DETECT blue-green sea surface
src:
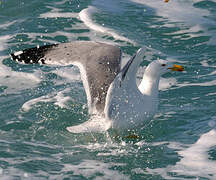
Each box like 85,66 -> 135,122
1,0 -> 216,179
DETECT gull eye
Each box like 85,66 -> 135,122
161,64 -> 166,67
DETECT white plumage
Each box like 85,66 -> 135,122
104,48 -> 183,130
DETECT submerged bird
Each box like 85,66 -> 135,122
11,41 -> 183,133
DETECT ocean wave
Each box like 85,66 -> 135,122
40,6 -> 78,19
79,6 -> 135,44
146,129 -> 216,179
131,0 -> 210,25
21,88 -> 72,112
0,58 -> 41,93
0,35 -> 11,52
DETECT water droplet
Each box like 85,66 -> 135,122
0,168 -> 3,175
208,120 -> 216,128
24,173 -> 28,178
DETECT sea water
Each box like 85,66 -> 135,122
0,0 -> 216,179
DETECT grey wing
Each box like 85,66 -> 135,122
11,41 -> 122,113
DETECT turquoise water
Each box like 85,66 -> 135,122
1,0 -> 216,179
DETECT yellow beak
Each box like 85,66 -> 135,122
168,64 -> 184,72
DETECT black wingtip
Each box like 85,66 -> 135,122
10,44 -> 58,64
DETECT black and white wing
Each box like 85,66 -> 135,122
11,41 -> 122,113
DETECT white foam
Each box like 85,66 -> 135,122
54,89 -> 71,108
178,79 -> 216,88
21,95 -> 53,112
21,88 -> 72,112
0,141 -> 65,179
40,6 -> 78,18
62,159 -> 129,180
54,0 -> 71,5
0,167 -> 30,180
146,130 -> 216,179
0,21 -> 16,29
159,77 -> 177,91
52,66 -> 81,83
25,30 -> 89,44
131,0 -> 210,25
92,0 -> 125,14
0,35 -> 11,51
79,6 -> 134,44
200,60 -> 216,68
163,24 -> 205,40
13,8 -> 124,48
206,92 -> 216,97
131,0 -> 216,44
0,58 -> 41,93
